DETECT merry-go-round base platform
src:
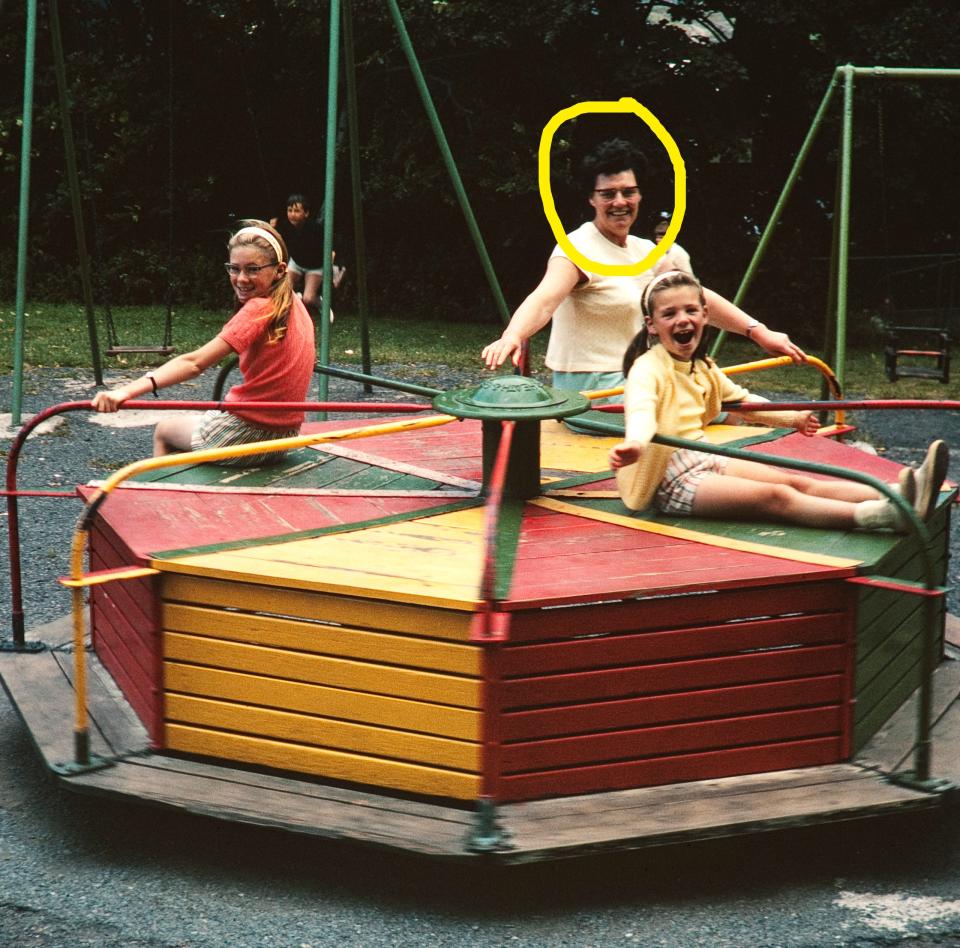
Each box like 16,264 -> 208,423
3,414 -> 960,862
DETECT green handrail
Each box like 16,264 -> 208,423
572,412 -> 943,782
384,0 -> 511,326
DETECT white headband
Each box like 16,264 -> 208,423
641,269 -> 692,315
233,226 -> 285,264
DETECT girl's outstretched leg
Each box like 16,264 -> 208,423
690,471 -> 912,533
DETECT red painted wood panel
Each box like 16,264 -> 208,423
501,706 -> 842,771
501,675 -> 845,740
504,581 -> 852,640
90,583 -> 155,684
303,418 -> 486,482
497,736 -> 844,802
499,645 -> 848,708
79,486 -> 449,562
749,432 -> 905,480
92,609 -> 157,737
507,508 -> 851,606
499,613 -> 846,677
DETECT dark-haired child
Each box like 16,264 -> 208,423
609,270 -> 948,532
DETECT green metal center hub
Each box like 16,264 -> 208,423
432,376 -> 589,421
433,376 -> 590,499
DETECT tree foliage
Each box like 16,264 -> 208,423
2,0 -> 959,343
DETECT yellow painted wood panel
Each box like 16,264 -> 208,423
539,421 -> 619,473
164,632 -> 481,708
163,603 -> 481,675
158,509 -> 490,609
165,723 -> 480,800
165,663 -> 481,740
531,497 -> 862,568
161,575 -> 474,641
537,421 -> 762,474
165,693 -> 481,771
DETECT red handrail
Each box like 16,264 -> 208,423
5,398 -> 432,646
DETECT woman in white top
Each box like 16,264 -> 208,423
482,139 -> 804,397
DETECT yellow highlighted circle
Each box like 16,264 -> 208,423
539,98 -> 686,277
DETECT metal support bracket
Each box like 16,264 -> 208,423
0,638 -> 46,653
51,754 -> 114,777
888,770 -> 957,795
465,797 -> 514,853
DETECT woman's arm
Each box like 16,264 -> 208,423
482,256 -> 582,369
702,288 -> 806,364
91,337 -> 234,412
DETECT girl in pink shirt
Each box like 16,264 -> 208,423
92,220 -> 315,466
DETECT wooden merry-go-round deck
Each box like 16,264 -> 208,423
3,409 -> 960,862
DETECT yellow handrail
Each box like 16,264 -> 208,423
65,412 -> 458,766
581,355 -> 845,427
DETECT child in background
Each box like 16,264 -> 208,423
92,220 -> 316,466
271,193 -> 344,321
608,270 -> 949,532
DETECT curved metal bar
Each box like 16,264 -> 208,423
5,399 -> 432,644
573,413 -> 947,781
314,363 -> 443,398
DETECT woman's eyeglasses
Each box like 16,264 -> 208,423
224,263 -> 279,277
593,187 -> 640,202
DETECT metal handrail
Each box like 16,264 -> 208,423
574,410 -> 952,783
4,399 -> 434,645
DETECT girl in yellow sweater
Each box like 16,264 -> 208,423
608,270 -> 948,533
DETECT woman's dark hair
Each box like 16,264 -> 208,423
623,270 -> 712,376
579,139 -> 647,195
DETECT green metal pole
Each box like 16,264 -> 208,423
48,0 -> 103,387
834,65 -> 855,391
711,75 -> 838,358
341,0 -> 372,388
385,0 -> 511,326
851,66 -> 960,80
318,0 -> 342,416
12,0 -> 38,426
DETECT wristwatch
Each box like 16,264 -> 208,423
744,320 -> 764,339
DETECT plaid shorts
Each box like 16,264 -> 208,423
655,448 -> 728,515
191,411 -> 299,468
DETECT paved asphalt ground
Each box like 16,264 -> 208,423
2,368 -> 960,947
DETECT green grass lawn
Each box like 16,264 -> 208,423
1,301 -> 953,401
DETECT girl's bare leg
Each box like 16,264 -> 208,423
153,414 -> 201,456
690,472 -> 861,529
724,457 -> 881,502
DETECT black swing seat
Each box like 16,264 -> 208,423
882,308 -> 954,383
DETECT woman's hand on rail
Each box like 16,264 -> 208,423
752,326 -> 806,364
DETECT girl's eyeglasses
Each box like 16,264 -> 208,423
224,263 -> 279,277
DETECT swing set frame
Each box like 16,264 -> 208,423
710,64 -> 960,390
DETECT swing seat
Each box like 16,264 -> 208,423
105,345 -> 176,356
883,321 -> 951,383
